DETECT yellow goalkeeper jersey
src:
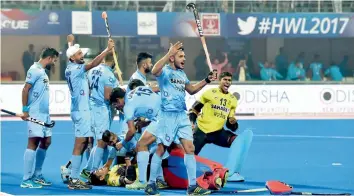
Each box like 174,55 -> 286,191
197,88 -> 237,134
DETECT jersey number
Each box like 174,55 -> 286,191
90,75 -> 100,91
220,98 -> 227,106
136,88 -> 153,96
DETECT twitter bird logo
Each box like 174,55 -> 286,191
237,17 -> 257,35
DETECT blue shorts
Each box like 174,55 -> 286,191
91,106 -> 111,140
27,112 -> 51,138
156,111 -> 193,146
71,111 -> 94,138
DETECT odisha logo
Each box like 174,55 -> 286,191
232,89 -> 289,104
320,88 -> 354,104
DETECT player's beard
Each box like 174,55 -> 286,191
145,66 -> 151,73
175,62 -> 184,70
75,58 -> 85,64
45,63 -> 54,70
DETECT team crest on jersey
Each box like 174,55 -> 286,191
33,92 -> 39,98
27,73 -> 32,79
80,90 -> 85,95
109,77 -> 114,83
43,79 -> 49,83
212,89 -> 217,93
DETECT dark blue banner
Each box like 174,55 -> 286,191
1,9 -> 71,35
92,11 -> 137,36
227,13 -> 354,37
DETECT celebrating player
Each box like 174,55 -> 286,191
189,72 -> 253,182
107,79 -> 169,189
63,38 -> 115,190
80,52 -> 119,178
127,52 -> 155,92
20,48 -> 59,189
145,42 -> 215,195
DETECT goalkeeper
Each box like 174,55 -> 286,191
189,72 -> 253,182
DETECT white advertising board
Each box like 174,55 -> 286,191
1,84 -> 353,117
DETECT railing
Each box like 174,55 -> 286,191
1,0 -> 353,13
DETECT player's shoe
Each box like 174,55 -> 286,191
33,175 -> 52,186
126,180 -> 147,190
156,179 -> 169,189
68,178 -> 92,190
187,185 -> 211,195
20,178 -> 42,188
80,169 -> 90,180
145,183 -> 160,195
227,172 -> 245,182
60,165 -> 71,184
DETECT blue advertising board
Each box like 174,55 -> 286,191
227,13 -> 354,38
1,9 -> 71,35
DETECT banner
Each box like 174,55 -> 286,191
1,9 -> 71,35
227,13 -> 354,38
92,11 -> 138,36
72,11 -> 92,34
137,12 -> 157,35
1,84 -> 353,117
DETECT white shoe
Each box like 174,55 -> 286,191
227,173 -> 245,182
60,165 -> 71,184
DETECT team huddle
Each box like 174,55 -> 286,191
20,37 -> 253,195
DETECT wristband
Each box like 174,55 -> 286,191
204,77 -> 211,83
22,106 -> 29,113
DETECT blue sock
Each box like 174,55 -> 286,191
184,154 -> 196,186
157,165 -> 165,181
148,153 -> 162,184
225,129 -> 253,174
102,147 -> 109,165
70,155 -> 82,179
23,149 -> 36,180
137,151 -> 149,183
92,146 -> 104,171
34,148 -> 47,177
84,145 -> 96,171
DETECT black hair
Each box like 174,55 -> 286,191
128,79 -> 145,91
219,72 -> 232,80
89,172 -> 107,186
102,130 -> 112,143
167,47 -> 184,52
40,48 -> 59,59
137,52 -> 153,68
109,87 -> 126,103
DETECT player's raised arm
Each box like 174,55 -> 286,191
151,41 -> 183,76
185,71 -> 215,95
85,39 -> 115,71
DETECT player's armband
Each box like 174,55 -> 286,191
226,119 -> 238,132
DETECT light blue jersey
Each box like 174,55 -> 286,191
25,62 -> 52,138
65,62 -> 90,112
325,65 -> 343,81
88,64 -> 118,106
25,63 -> 50,114
309,62 -> 323,81
156,65 -> 190,112
124,86 -> 161,122
126,70 -> 147,93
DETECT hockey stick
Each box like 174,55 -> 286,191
101,11 -> 124,86
211,187 -> 268,194
266,181 -> 351,196
1,109 -> 55,128
186,3 -> 213,73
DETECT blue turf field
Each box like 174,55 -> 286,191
1,119 -> 354,195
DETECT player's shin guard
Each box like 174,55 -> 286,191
225,129 -> 253,175
137,151 -> 149,183
34,148 -> 46,177
148,153 -> 162,184
23,149 -> 36,180
70,155 -> 83,179
184,154 -> 197,186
